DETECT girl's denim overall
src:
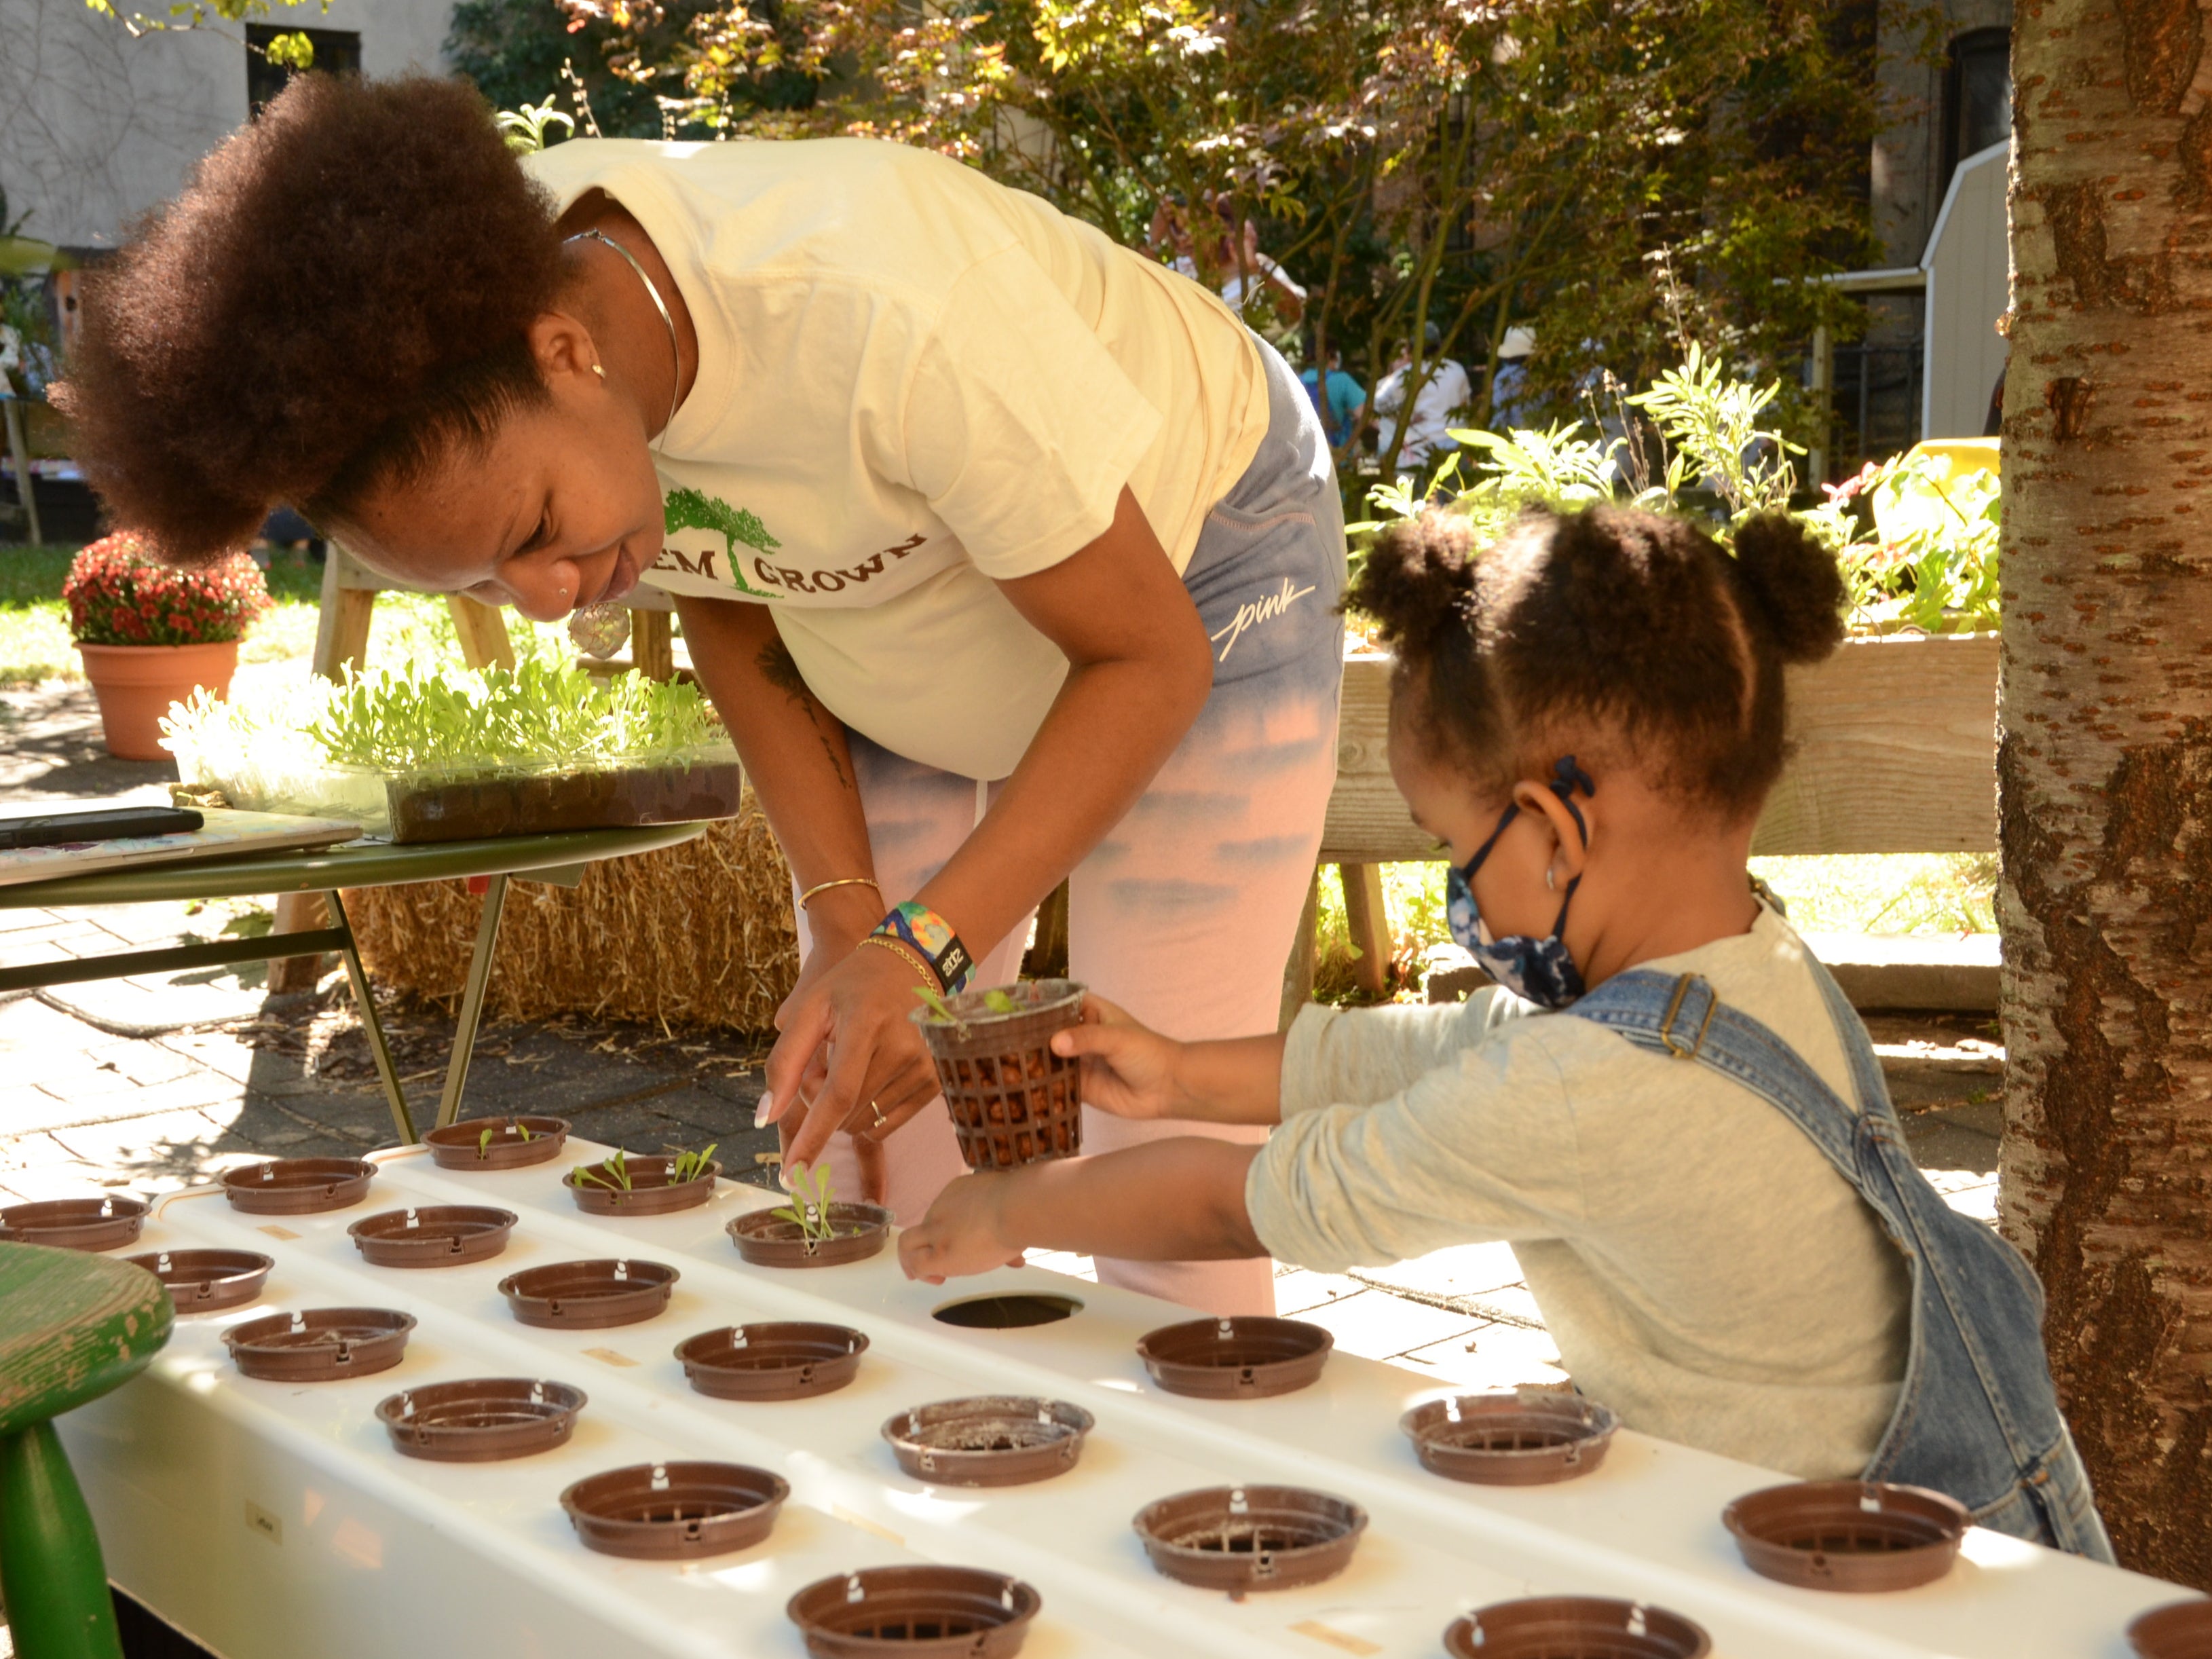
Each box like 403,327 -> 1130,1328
1567,962 -> 2116,1560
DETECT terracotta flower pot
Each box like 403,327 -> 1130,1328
76,639 -> 239,762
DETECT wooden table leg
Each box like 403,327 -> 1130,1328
0,1420 -> 126,1659
1340,861 -> 1391,1000
324,889 -> 417,1145
266,891 -> 329,993
434,873 -> 509,1132
1279,870 -> 1319,1031
631,609 -> 675,681
446,595 -> 516,672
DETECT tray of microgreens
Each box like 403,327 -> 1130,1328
163,657 -> 741,842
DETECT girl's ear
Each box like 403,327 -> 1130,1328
528,310 -> 601,388
1512,776 -> 1591,887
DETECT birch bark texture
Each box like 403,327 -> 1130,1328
2000,0 -> 2212,1584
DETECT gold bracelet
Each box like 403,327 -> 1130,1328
857,932 -> 941,992
798,876 -> 882,910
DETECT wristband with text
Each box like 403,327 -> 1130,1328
872,901 -> 974,994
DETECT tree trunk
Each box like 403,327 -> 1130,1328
2000,0 -> 2212,1586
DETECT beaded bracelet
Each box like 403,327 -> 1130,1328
871,900 -> 974,994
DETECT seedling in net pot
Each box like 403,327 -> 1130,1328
912,984 -> 1021,1029
667,1143 -> 718,1185
569,1148 -> 633,1193
775,1164 -> 838,1245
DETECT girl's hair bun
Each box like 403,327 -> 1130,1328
1731,512 -> 1847,666
1343,512 -> 1478,651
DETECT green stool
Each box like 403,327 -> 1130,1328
0,1241 -> 173,1659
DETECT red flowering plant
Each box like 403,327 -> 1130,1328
63,533 -> 271,647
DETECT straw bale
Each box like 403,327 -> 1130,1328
344,785 -> 798,1032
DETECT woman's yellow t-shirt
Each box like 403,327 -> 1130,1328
523,138 -> 1270,780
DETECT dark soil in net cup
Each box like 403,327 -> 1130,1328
225,1307 -> 416,1382
1443,1597 -> 1712,1659
677,1323 -> 870,1401
728,1202 -> 892,1268
1400,1392 -> 1619,1486
385,758 -> 745,844
221,1157 -> 376,1216
499,1258 -> 679,1328
2130,1599 -> 2212,1659
560,1460 -> 788,1560
1137,1316 -> 1333,1400
377,1378 -> 586,1462
910,978 -> 1085,1173
424,1116 -> 571,1172
0,1195 -> 147,1252
565,1155 -> 721,1216
126,1248 -> 273,1313
348,1206 -> 518,1269
882,1397 -> 1094,1488
1133,1485 -> 1367,1597
1722,1479 -> 1969,1592
787,1566 -> 1041,1659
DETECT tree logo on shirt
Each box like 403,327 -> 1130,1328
656,487 -> 783,598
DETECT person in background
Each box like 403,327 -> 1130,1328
1298,337 -> 1366,457
1372,322 -> 1471,487
1150,194 -> 1307,329
1487,326 -> 1536,430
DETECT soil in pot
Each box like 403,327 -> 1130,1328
1137,1316 -> 1332,1399
911,979 -> 1085,1172
377,1378 -> 586,1462
566,1153 -> 721,1216
1400,1392 -> 1619,1486
1722,1479 -> 1968,1592
386,759 -> 744,844
787,1567 -> 1041,1659
882,1397 -> 1093,1487
2131,1600 -> 2212,1659
221,1157 -> 376,1215
560,1461 -> 788,1559
1133,1485 -> 1367,1597
225,1308 -> 416,1381
0,1195 -> 147,1252
424,1115 -> 570,1172
348,1206 -> 518,1268
677,1323 -> 869,1402
1443,1597 -> 1712,1659
728,1202 -> 892,1268
125,1248 -> 273,1313
500,1259 -> 679,1328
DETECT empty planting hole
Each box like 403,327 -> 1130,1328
931,1293 -> 1082,1329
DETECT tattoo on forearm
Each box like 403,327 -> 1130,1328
755,636 -> 854,792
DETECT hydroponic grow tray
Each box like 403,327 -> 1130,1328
59,1138 -> 2188,1659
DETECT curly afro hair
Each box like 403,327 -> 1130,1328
54,74 -> 568,565
1345,504 -> 1846,818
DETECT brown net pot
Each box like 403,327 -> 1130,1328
1400,1392 -> 1619,1486
787,1566 -> 1041,1659
561,1460 -> 788,1560
225,1307 -> 416,1381
911,979 -> 1085,1172
728,1202 -> 892,1269
1137,1316 -> 1333,1400
881,1397 -> 1094,1488
377,1378 -> 586,1462
221,1157 -> 377,1215
0,1195 -> 147,1252
1133,1485 -> 1366,1596
126,1248 -> 273,1313
424,1115 -> 571,1171
500,1259 -> 679,1328
1722,1479 -> 1968,1592
2131,1599 -> 2212,1659
565,1155 -> 721,1216
348,1206 -> 518,1269
677,1323 -> 869,1402
1443,1597 -> 1712,1659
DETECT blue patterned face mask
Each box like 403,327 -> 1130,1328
1444,756 -> 1596,1010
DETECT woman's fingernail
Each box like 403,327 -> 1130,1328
753,1092 -> 776,1127
779,1160 -> 806,1191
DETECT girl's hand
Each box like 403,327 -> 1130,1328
1052,994 -> 1186,1120
899,1173 -> 1019,1284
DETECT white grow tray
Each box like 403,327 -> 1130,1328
62,1138 -> 2186,1659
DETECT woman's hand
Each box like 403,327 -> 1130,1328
898,1172 -> 1018,1285
1051,994 -> 1186,1121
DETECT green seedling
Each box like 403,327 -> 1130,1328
514,1119 -> 534,1142
569,1147 -> 633,1192
913,983 -> 965,1027
983,988 -> 1019,1015
665,1142 -> 718,1184
477,1125 -> 493,1160
773,1163 -> 839,1246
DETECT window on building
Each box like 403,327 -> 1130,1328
246,26 -> 363,117
1941,28 -> 2011,183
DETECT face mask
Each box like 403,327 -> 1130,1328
1444,756 -> 1596,1010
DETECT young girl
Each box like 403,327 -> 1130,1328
900,503 -> 2114,1558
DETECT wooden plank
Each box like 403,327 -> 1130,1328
446,596 -> 517,672
1279,870 -> 1319,1030
1319,635 -> 1998,863
631,609 -> 675,682
311,549 -> 375,682
265,891 -> 329,992
1339,862 -> 1391,998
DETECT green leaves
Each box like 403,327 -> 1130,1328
772,1163 -> 838,1244
667,1142 -> 718,1184
495,100 -> 576,155
912,983 -> 965,1026
569,1148 -> 632,1191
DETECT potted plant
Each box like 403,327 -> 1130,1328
63,532 -> 268,760
910,980 -> 1087,1170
